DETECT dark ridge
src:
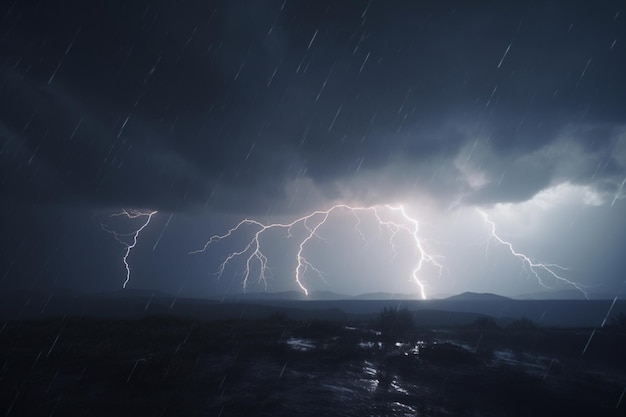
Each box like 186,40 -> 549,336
446,292 -> 512,301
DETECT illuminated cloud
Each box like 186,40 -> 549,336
1,1 -> 625,297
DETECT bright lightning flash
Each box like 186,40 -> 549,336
191,204 -> 442,299
102,209 -> 158,288
476,208 -> 588,299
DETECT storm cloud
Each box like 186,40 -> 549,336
2,1 -> 624,213
1,1 -> 625,297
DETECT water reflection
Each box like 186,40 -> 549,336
390,401 -> 418,416
388,340 -> 426,356
360,360 -> 380,392
358,341 -> 382,349
285,337 -> 316,351
492,349 -> 556,374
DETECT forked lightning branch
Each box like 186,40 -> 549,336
102,209 -> 158,288
102,205 -> 587,299
190,204 -> 443,299
476,208 -> 588,299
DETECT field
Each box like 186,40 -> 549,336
2,307 -> 626,416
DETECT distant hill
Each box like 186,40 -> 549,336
446,292 -> 512,302
515,289 -> 619,300
96,288 -> 174,298
217,290 -> 307,301
216,290 -> 425,301
308,291 -> 350,300
2,288 -> 626,327
213,290 -> 350,301
353,292 -> 422,300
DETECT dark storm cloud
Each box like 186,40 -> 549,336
1,1 -> 625,212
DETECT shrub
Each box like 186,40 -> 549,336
376,306 -> 415,341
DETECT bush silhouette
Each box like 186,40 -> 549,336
507,317 -> 537,332
471,316 -> 500,331
376,306 -> 414,341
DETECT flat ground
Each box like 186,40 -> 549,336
1,314 -> 625,416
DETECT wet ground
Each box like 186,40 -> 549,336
1,316 -> 625,416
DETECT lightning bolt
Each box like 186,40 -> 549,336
476,208 -> 588,299
102,209 -> 158,288
191,204 -> 442,299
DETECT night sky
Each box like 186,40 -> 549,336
1,1 -> 625,299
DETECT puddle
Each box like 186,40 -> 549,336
286,337 -> 316,351
492,349 -> 555,373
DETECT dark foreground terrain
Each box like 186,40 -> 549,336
1,311 -> 626,417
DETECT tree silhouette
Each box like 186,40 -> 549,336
376,306 -> 415,342
507,317 -> 537,332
